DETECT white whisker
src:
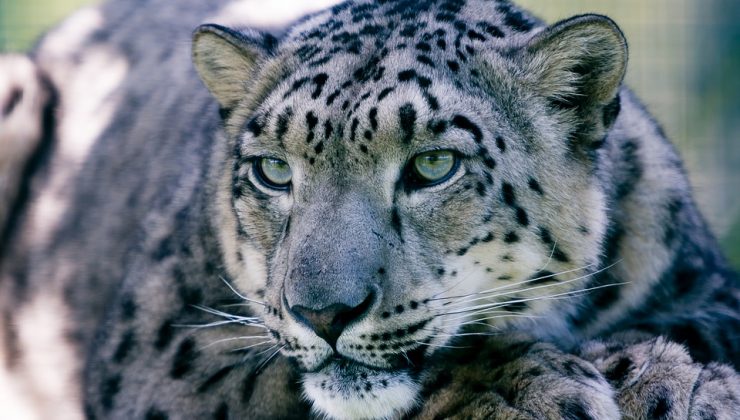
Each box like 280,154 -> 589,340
440,280 -> 629,321
231,340 -> 276,352
428,262 -> 598,303
199,335 -> 272,350
440,260 -> 621,311
219,275 -> 267,306
414,340 -> 469,349
256,345 -> 285,373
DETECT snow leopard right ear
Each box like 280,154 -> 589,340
192,24 -> 276,110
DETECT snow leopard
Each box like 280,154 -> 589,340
0,0 -> 738,419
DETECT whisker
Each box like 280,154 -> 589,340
428,262 -> 598,303
439,280 -> 629,320
439,310 -> 543,326
219,275 -> 267,306
199,335 -> 272,350
536,236 -> 559,272
255,344 -> 279,357
414,340 -> 470,349
192,304 -> 264,323
256,345 -> 285,373
231,340 -> 276,352
440,260 -> 621,310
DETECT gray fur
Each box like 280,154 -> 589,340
0,0 -> 738,419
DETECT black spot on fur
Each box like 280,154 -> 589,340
467,29 -> 485,41
275,108 -> 293,143
591,281 -> 621,308
477,21 -> 504,38
552,247 -> 570,263
648,388 -> 673,419
324,120 -> 334,139
605,356 -> 633,385
435,12 -> 456,22
145,408 -> 169,420
416,55 -> 435,67
415,41 -> 431,52
353,56 -> 383,83
400,24 -> 418,37
154,319 -> 175,351
314,141 -> 324,155
497,3 -> 535,32
120,295 -> 137,321
399,103 -> 416,143
245,116 -> 264,137
451,115 -> 482,142
429,120 -> 447,135
528,178 -> 544,195
500,300 -> 527,312
112,330 -> 136,364
326,89 -> 341,105
446,60 -> 459,72
170,338 -> 198,379
398,69 -> 416,82
515,207 -> 529,226
529,270 -> 556,285
557,398 -> 595,420
476,181 -> 486,197
100,374 -> 121,411
213,402 -> 229,420
311,73 -> 329,99
615,139 -> 643,199
378,87 -> 395,101
152,236 -> 174,261
198,365 -> 236,393
284,77 -> 309,99
663,197 -> 684,245
306,112 -> 318,132
368,107 -> 378,131
504,231 -> 519,243
539,227 -> 553,244
495,136 -> 506,153
501,182 -> 515,206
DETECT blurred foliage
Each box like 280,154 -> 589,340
0,0 -> 95,51
0,0 -> 738,266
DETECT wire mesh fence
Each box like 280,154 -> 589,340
1,0 -> 738,265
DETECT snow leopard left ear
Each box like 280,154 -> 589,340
192,24 -> 277,110
522,14 -> 627,142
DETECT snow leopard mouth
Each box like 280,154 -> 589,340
305,342 -> 429,374
302,356 -> 422,419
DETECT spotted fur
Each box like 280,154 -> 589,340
1,0 -> 738,419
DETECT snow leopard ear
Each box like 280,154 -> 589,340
522,14 -> 627,130
192,24 -> 277,110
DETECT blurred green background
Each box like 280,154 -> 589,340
1,0 -> 738,266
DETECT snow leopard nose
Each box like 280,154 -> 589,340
288,291 -> 375,348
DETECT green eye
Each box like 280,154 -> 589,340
256,157 -> 292,189
411,150 -> 457,186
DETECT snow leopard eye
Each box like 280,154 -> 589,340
407,150 -> 459,187
255,157 -> 292,190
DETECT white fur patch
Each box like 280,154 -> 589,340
303,361 -> 419,420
